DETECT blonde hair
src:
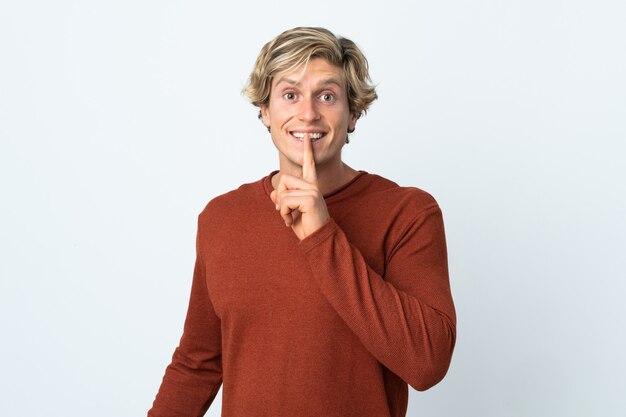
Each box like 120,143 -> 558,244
243,27 -> 377,120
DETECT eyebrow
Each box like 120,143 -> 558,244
274,77 -> 344,89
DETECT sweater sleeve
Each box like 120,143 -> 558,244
148,215 -> 223,417
298,203 -> 456,391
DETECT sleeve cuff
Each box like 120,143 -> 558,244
298,218 -> 339,253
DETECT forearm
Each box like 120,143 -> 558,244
298,212 -> 456,390
149,346 -> 222,417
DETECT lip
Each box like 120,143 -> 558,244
289,129 -> 327,133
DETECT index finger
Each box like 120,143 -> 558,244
302,135 -> 317,183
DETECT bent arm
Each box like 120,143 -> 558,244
298,204 -> 456,391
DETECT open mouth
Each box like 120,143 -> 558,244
290,131 -> 327,142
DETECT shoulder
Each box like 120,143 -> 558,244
198,176 -> 266,224
361,173 -> 441,217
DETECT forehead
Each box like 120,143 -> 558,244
271,58 -> 346,89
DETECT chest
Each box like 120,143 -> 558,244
202,205 -> 389,322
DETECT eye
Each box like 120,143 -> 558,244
320,93 -> 335,102
283,92 -> 296,100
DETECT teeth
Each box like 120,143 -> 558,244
292,132 -> 323,139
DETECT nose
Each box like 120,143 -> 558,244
297,96 -> 320,122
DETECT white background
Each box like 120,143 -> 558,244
1,1 -> 625,416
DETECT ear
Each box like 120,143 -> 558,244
348,112 -> 358,132
260,104 -> 271,129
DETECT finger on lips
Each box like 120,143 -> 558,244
302,136 -> 317,183
272,134 -> 320,227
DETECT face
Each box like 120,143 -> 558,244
260,58 -> 357,174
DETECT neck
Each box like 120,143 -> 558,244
272,158 -> 358,196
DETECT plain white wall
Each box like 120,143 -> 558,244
1,1 -> 625,416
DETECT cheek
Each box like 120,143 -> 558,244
336,113 -> 352,129
267,105 -> 288,124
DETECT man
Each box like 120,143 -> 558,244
148,27 -> 456,417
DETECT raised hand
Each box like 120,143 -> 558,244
270,136 -> 330,240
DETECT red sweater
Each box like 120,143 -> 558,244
148,170 -> 456,417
